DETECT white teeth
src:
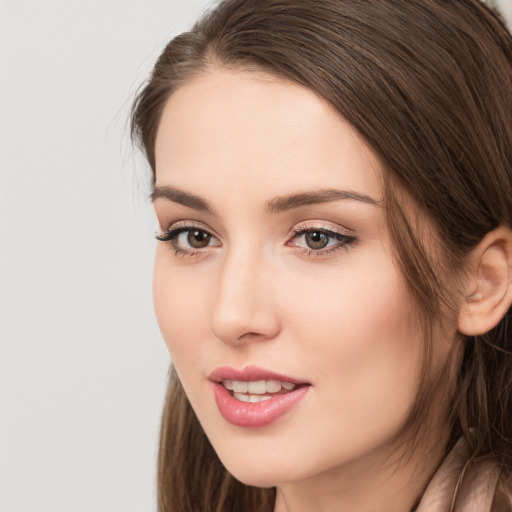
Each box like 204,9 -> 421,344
232,381 -> 248,393
233,392 -> 273,403
247,380 -> 266,394
266,380 -> 281,393
222,379 -> 297,394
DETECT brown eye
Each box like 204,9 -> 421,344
305,231 -> 329,250
287,226 -> 356,257
187,229 -> 211,248
156,225 -> 220,256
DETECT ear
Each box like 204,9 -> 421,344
458,226 -> 512,336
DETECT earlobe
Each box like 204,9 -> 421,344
458,227 -> 512,336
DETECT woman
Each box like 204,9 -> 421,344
131,1 -> 512,510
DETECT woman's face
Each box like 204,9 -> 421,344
152,69 -> 453,488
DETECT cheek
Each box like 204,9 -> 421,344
283,246 -> 418,355
152,250 -> 211,363
280,250 -> 422,426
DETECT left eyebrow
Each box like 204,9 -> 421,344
151,186 -> 215,214
265,188 -> 380,213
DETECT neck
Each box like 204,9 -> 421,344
273,430 -> 450,512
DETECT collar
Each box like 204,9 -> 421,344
416,437 -> 501,512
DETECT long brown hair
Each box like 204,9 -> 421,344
131,1 -> 512,510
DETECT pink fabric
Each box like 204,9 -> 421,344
416,438 -> 502,512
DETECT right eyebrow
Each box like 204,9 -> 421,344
151,186 -> 215,215
265,188 -> 380,213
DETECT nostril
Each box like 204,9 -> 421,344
236,331 -> 270,342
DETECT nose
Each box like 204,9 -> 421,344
209,247 -> 281,345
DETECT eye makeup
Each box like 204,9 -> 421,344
286,222 -> 357,258
156,221 -> 221,258
156,219 -> 357,260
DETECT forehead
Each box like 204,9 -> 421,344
154,68 -> 383,203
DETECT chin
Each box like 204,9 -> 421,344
211,438 -> 312,489
222,461 -> 289,488
229,469 -> 278,488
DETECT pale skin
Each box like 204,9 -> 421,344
151,68 -> 512,511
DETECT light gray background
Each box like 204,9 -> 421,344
0,1 -> 211,511
1,1 -> 511,511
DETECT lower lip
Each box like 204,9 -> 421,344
212,382 -> 310,428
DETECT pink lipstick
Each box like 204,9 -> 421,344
209,365 -> 310,428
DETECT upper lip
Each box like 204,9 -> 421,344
208,365 -> 310,385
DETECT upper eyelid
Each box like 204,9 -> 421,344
160,220 -> 217,236
289,221 -> 355,236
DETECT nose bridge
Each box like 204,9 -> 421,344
210,240 -> 279,344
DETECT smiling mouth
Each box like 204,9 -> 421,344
222,379 -> 299,403
210,367 -> 311,427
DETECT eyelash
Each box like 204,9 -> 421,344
287,224 -> 357,258
155,222 -> 215,258
155,222 -> 357,259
